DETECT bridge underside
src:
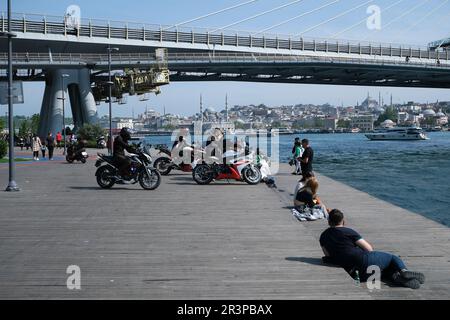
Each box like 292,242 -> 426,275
6,61 -> 450,89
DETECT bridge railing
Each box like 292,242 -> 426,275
1,12 -> 449,62
0,52 -> 448,70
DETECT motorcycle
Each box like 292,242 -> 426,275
97,136 -> 107,149
66,140 -> 89,163
153,143 -> 201,175
192,150 -> 262,185
94,143 -> 161,190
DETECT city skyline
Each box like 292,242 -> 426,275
1,0 -> 449,117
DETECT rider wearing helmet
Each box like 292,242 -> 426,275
113,128 -> 135,177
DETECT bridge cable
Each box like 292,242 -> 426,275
253,0 -> 340,36
330,0 -> 407,39
364,0 -> 432,41
163,0 -> 259,30
210,0 -> 305,33
295,0 -> 374,37
392,0 -> 449,42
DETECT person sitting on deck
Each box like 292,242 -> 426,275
292,176 -> 328,221
319,209 -> 425,289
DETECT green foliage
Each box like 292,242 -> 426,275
0,117 -> 4,131
375,107 -> 397,126
270,121 -> 283,128
337,119 -> 351,128
0,140 -> 7,159
77,123 -> 105,141
18,120 -> 31,137
234,121 -> 246,130
30,114 -> 40,134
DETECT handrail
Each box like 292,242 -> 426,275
1,11 -> 449,62
0,52 -> 448,69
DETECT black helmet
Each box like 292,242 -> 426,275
120,127 -> 131,141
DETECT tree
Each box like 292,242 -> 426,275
30,114 -> 40,134
77,123 -> 105,142
375,107 -> 397,126
337,119 -> 351,128
0,117 -> 4,131
18,120 -> 31,138
0,140 -> 7,159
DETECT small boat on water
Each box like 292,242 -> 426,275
365,127 -> 428,141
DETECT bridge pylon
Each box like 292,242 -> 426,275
38,68 -> 98,138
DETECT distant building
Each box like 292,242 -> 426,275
112,118 -> 134,130
351,114 -> 374,131
324,118 -> 338,130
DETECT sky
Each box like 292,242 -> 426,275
1,0 -> 450,117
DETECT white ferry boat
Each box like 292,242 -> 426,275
365,127 -> 428,141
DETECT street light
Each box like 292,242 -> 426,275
106,46 -> 119,155
1,0 -> 20,191
58,74 -> 70,156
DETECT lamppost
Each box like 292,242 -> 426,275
106,46 -> 119,155
1,0 -> 19,191
60,74 -> 69,155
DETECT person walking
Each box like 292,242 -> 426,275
56,131 -> 62,149
300,138 -> 314,182
46,132 -> 56,161
41,139 -> 47,159
32,134 -> 42,161
292,140 -> 303,175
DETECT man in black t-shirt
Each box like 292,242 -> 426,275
319,209 -> 425,289
300,139 -> 313,181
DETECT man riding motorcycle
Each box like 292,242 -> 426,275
113,128 -> 136,177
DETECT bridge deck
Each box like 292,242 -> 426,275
0,150 -> 448,299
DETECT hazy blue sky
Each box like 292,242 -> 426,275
1,0 -> 450,117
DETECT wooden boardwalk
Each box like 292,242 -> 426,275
0,150 -> 448,299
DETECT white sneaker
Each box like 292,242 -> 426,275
36,158 -> 39,161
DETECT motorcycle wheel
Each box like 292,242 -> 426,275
66,155 -> 74,163
138,168 -> 161,190
96,166 -> 115,189
242,165 -> 262,185
192,164 -> 214,185
153,157 -> 172,175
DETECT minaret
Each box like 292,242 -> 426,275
390,94 -> 393,108
225,94 -> 229,122
200,94 -> 203,123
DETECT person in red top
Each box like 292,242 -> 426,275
56,131 -> 62,149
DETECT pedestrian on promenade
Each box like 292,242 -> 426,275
320,209 -> 425,289
25,133 -> 32,151
32,134 -> 42,161
56,131 -> 62,149
46,132 -> 56,161
300,139 -> 313,182
292,140 -> 303,175
41,140 -> 47,159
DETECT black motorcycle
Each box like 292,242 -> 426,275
94,144 -> 161,190
66,140 -> 89,163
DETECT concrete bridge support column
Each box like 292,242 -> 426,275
38,68 -> 97,138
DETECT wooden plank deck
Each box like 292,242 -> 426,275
0,150 -> 448,299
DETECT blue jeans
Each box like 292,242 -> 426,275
361,251 -> 406,281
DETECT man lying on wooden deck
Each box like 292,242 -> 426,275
319,209 -> 425,289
